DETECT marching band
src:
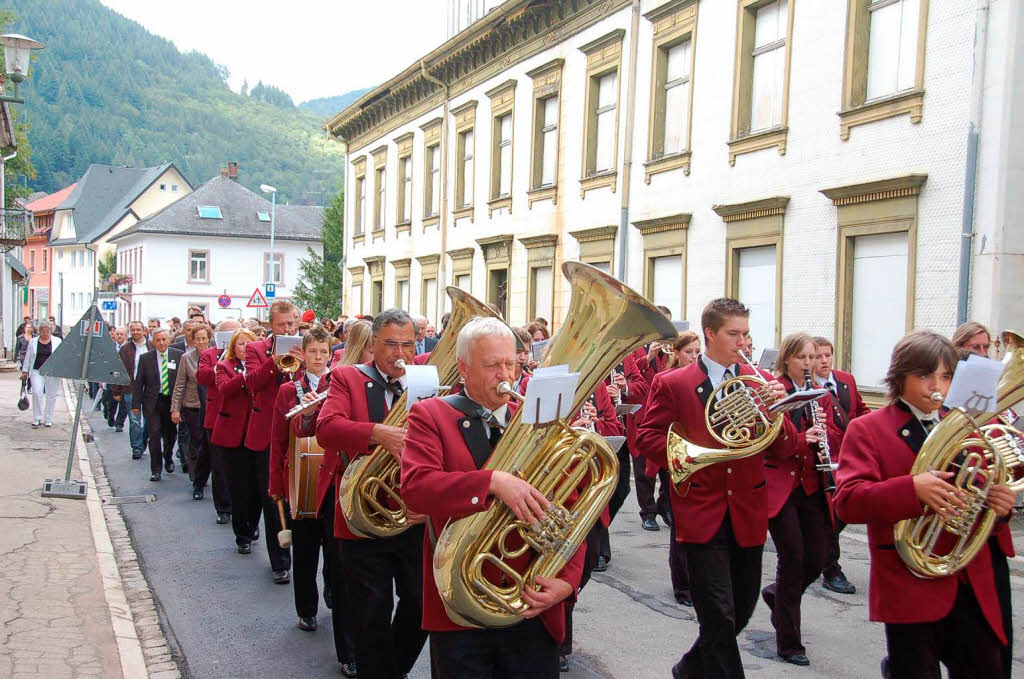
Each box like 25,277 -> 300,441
118,269 -> 1021,679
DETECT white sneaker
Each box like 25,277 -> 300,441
44,421 -> 52,427
32,419 -> 41,427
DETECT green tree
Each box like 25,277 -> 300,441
97,248 -> 116,288
293,188 -> 344,318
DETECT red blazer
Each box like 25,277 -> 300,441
244,337 -> 286,452
196,347 -> 222,431
400,397 -> 585,642
330,348 -> 345,369
639,346 -> 670,384
619,350 -> 650,457
834,402 -> 1006,642
211,358 -> 251,448
412,352 -> 432,365
636,357 -> 796,547
763,375 -> 844,518
268,371 -> 331,503
831,369 -> 870,421
316,362 -> 393,540
580,386 -> 624,437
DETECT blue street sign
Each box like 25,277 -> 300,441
101,300 -> 117,311
265,283 -> 276,298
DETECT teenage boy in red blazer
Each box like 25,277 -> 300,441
834,330 -> 1015,678
316,309 -> 426,679
401,317 -> 585,678
637,298 -> 794,679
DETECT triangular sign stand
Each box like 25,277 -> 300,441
38,305 -> 129,500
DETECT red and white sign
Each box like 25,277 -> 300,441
246,288 -> 269,308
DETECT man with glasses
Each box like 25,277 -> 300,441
317,308 -> 427,679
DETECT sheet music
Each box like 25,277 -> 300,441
214,331 -> 234,349
404,365 -> 440,410
273,334 -> 303,356
522,370 -> 580,424
944,354 -> 1004,415
531,339 -> 550,362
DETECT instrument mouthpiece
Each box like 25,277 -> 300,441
497,381 -> 513,395
929,392 -> 944,403
395,359 -> 407,370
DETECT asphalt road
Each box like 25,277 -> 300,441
86,407 -> 1024,679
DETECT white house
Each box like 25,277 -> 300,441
327,0 -> 1024,401
109,173 -> 323,325
48,163 -> 193,328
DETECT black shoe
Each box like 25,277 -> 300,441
131,450 -> 142,460
273,570 -> 290,584
659,511 -> 674,528
339,661 -> 357,678
251,527 -> 260,541
822,573 -> 856,594
149,472 -> 161,482
324,587 -> 334,609
237,542 -> 251,554
880,656 -> 891,679
107,421 -> 115,428
297,616 -> 318,631
182,462 -> 189,474
641,517 -> 660,531
593,555 -> 609,572
165,460 -> 174,473
671,660 -> 684,679
216,513 -> 230,525
192,487 -> 204,501
781,653 -> 810,666
559,655 -> 569,672
675,593 -> 693,607
115,426 -> 124,433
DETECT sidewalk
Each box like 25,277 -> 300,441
0,372 -> 144,678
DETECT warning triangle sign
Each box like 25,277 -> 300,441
247,287 -> 269,308
38,305 -> 131,384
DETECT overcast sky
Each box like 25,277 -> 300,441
99,0 -> 447,104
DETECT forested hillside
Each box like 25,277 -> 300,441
298,89 -> 372,118
9,0 -> 367,204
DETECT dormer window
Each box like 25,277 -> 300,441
257,211 -> 271,222
198,205 -> 223,219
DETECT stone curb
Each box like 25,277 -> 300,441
63,382 -> 182,679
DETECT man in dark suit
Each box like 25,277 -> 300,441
132,327 -> 183,481
115,321 -> 154,459
412,314 -> 438,355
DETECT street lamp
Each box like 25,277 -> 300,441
260,184 -> 277,318
0,34 -> 45,104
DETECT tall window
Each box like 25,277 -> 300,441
492,114 -> 513,199
264,253 -> 284,285
422,277 -> 437,324
455,273 -> 470,291
750,0 -> 788,132
736,245 -> 777,350
529,266 -> 553,323
425,145 -> 440,218
650,256 -> 682,319
489,268 -> 508,319
659,40 -> 692,156
536,97 -> 558,188
457,129 -> 474,207
29,249 -> 35,272
351,283 -> 362,314
592,72 -> 618,174
42,250 -> 47,272
396,278 -> 410,310
188,250 -> 209,283
354,176 -> 366,236
397,156 -> 413,224
866,0 -> 920,100
373,166 -> 386,232
850,232 -> 908,387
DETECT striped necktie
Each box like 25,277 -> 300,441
159,353 -> 169,395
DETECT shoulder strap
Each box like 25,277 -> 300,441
441,393 -> 484,418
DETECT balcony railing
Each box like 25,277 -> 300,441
0,207 -> 30,252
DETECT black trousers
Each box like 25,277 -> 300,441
884,583 -> 1004,679
289,506 -> 333,619
206,437 -> 232,514
675,517 -> 763,679
145,395 -> 177,475
560,522 -> 603,656
104,387 -> 126,426
431,618 -> 558,679
224,446 -> 291,571
176,415 -> 190,464
319,488 -> 355,664
989,538 -> 1012,679
182,408 -> 209,489
822,518 -> 847,580
669,499 -> 690,603
633,454 -> 670,521
341,524 -> 427,679
763,487 -> 829,656
602,444 -> 634,560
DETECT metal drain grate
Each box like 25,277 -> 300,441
103,495 -> 157,504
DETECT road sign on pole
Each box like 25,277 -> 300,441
247,288 -> 269,308
101,300 -> 117,311
218,294 -> 232,308
265,283 -> 276,299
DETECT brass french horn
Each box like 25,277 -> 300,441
432,261 -> 678,628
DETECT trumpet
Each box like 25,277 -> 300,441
276,353 -> 303,374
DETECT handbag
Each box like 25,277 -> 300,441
17,378 -> 30,411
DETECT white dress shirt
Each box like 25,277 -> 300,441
701,354 -> 738,391
376,363 -> 408,409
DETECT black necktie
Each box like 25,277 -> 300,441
486,414 -> 503,450
921,418 -> 937,434
387,378 -> 404,397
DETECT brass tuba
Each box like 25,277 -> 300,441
338,288 -> 500,538
432,261 -> 678,628
665,350 -> 786,488
894,346 -> 1024,578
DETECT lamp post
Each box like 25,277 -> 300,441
0,34 -> 45,104
260,184 -> 276,321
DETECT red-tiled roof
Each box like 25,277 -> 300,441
25,183 -> 77,213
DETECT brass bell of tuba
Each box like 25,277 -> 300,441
894,347 -> 1024,578
432,261 -> 678,628
665,350 -> 785,488
338,288 -> 500,539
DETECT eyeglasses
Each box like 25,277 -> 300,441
379,340 -> 416,351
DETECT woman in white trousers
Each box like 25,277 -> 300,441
21,323 -> 62,427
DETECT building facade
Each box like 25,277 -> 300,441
22,183 -> 77,322
328,0 -> 1024,397
110,173 -> 323,325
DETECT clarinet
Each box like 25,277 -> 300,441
804,369 -> 837,493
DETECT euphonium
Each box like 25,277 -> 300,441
894,346 -> 1024,578
338,288 -> 500,538
665,349 -> 785,488
432,261 -> 677,628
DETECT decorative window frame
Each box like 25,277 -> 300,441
448,247 -> 475,293
838,0 -> 930,141
579,29 -> 625,198
452,99 -> 478,223
644,0 -> 699,183
712,196 -> 789,347
352,155 -> 367,244
187,248 -> 210,284
487,80 -> 517,217
633,214 -> 691,316
821,174 -> 925,397
365,255 -> 387,316
421,117 -> 443,229
394,132 -> 414,233
727,0 -> 796,166
520,234 -> 558,322
526,59 -> 564,208
569,225 -> 619,273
